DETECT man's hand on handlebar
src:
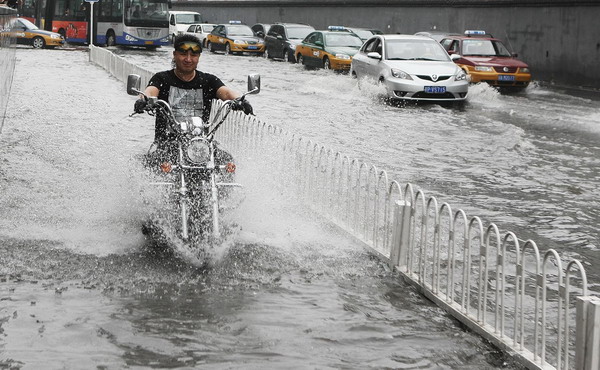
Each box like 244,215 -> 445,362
134,97 -> 148,114
231,99 -> 254,115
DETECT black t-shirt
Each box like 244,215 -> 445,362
147,69 -> 225,143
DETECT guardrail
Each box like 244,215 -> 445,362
89,44 -> 600,370
0,5 -> 17,134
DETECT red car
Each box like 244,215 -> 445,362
440,30 -> 531,90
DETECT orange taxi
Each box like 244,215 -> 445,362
295,26 -> 363,71
206,21 -> 265,55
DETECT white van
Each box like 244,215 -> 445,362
169,11 -> 203,42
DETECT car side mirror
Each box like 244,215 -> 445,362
247,74 -> 260,94
511,52 -> 519,57
256,31 -> 264,38
450,54 -> 461,60
315,40 -> 323,47
276,34 -> 283,40
367,52 -> 382,60
127,74 -> 142,96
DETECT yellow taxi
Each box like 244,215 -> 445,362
295,26 -> 364,71
440,30 -> 531,90
4,17 -> 65,49
206,21 -> 265,55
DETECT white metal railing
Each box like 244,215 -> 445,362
90,45 -> 600,370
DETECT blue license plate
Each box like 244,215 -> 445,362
247,46 -> 258,50
424,86 -> 446,93
498,75 -> 515,81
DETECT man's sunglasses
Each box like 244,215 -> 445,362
175,42 -> 201,54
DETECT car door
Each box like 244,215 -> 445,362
364,37 -> 384,79
212,25 -> 227,51
305,32 -> 323,67
264,25 -> 279,56
353,37 -> 377,77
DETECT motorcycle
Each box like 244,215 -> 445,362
126,73 -> 260,260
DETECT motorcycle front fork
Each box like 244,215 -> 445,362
179,172 -> 220,241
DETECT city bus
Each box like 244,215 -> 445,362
18,0 -> 170,47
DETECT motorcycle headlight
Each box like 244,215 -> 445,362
186,138 -> 210,164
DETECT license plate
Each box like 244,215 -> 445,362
424,86 -> 446,93
247,46 -> 258,50
498,75 -> 515,81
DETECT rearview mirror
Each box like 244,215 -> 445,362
247,74 -> 260,94
450,54 -> 461,60
127,74 -> 142,96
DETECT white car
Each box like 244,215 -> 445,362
183,23 -> 216,47
168,11 -> 202,42
351,34 -> 468,102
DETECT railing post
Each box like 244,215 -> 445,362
576,296 -> 600,370
390,200 -> 411,271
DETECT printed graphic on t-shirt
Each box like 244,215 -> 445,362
169,86 -> 204,123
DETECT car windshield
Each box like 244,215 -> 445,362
201,25 -> 215,33
325,33 -> 363,47
349,28 -> 373,40
176,13 -> 202,24
385,39 -> 450,61
18,18 -> 38,30
462,39 -> 512,57
287,26 -> 313,40
227,25 -> 254,36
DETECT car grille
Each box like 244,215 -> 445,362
416,75 -> 451,82
137,29 -> 161,39
493,66 -> 518,73
411,91 -> 456,99
483,80 -> 529,87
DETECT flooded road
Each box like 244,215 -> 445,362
1,46 -> 598,368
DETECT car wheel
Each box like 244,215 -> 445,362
297,54 -> 304,65
350,68 -> 358,79
283,49 -> 291,63
58,28 -> 66,40
224,43 -> 231,55
105,31 -> 116,47
264,48 -> 270,59
32,36 -> 45,49
208,42 -> 215,53
323,57 -> 331,70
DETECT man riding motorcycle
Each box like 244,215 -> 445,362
134,34 -> 253,165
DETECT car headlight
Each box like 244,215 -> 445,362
233,39 -> 247,45
455,69 -> 467,81
474,66 -> 494,72
391,68 -> 412,80
520,67 -> 530,73
335,53 -> 351,60
51,34 -> 60,39
186,139 -> 211,164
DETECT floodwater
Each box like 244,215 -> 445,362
0,45 -> 598,368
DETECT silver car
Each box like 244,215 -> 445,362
351,34 -> 468,101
